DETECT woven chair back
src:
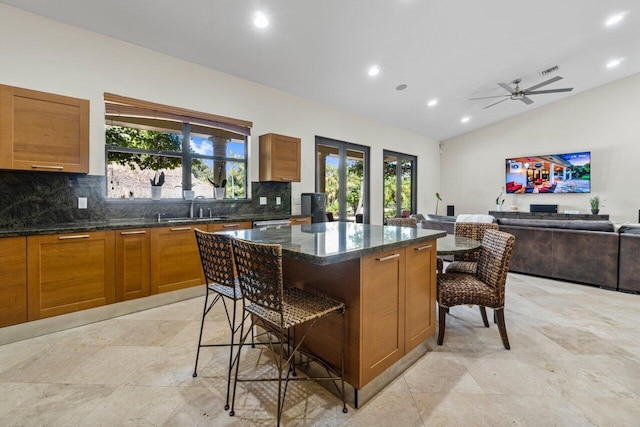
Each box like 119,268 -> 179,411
453,222 -> 499,262
386,217 -> 418,228
231,238 -> 285,317
195,229 -> 236,289
475,229 -> 515,304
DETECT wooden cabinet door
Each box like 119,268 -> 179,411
27,231 -> 115,320
115,229 -> 151,302
360,248 -> 406,386
0,237 -> 27,327
404,240 -> 437,353
150,226 -> 204,294
289,216 -> 311,225
0,85 -> 89,173
259,133 -> 301,182
208,221 -> 252,233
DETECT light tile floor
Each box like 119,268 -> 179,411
1,273 -> 639,426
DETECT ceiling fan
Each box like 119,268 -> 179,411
470,76 -> 574,109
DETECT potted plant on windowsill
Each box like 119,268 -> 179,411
208,166 -> 227,199
150,171 -> 165,201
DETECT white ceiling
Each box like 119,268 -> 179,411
3,0 -> 639,141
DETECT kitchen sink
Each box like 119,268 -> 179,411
161,217 -> 227,223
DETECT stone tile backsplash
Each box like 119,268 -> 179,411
0,171 -> 291,228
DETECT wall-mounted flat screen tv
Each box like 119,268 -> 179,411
505,151 -> 590,194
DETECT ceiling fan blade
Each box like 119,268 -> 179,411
484,98 -> 510,109
520,96 -> 534,105
469,94 -> 510,100
498,83 -> 514,93
523,76 -> 563,92
526,88 -> 574,95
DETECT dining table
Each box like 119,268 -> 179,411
436,234 -> 482,255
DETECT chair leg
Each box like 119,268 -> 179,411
229,310 -> 249,417
479,306 -> 489,327
493,310 -> 497,324
340,309 -> 348,414
223,298 -> 239,410
495,309 -> 510,350
437,304 -> 446,345
192,289 -> 210,378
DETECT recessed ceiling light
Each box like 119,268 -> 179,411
254,12 -> 269,28
396,84 -> 407,91
460,116 -> 470,123
605,12 -> 627,26
427,99 -> 438,107
606,58 -> 624,68
368,66 -> 380,77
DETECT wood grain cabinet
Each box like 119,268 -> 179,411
259,133 -> 301,182
360,248 -> 406,385
150,225 -> 204,294
207,221 -> 252,233
0,84 -> 89,173
0,237 -> 27,327
404,241 -> 437,353
27,231 -> 115,320
289,216 -> 311,225
115,229 -> 150,302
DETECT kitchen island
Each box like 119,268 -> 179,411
221,222 -> 446,407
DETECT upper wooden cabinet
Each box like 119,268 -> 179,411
259,133 -> 301,182
0,84 -> 89,173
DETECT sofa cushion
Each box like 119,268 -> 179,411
619,224 -> 640,235
456,214 -> 495,223
425,214 -> 456,222
497,218 -> 615,232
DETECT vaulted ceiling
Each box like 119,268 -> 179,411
3,0 -> 639,141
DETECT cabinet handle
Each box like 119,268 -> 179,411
280,177 -> 294,181
376,253 -> 400,262
120,230 -> 147,235
32,165 -> 64,170
58,234 -> 90,240
170,227 -> 192,231
293,219 -> 306,223
414,244 -> 433,251
222,224 -> 240,228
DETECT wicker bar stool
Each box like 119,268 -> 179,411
192,229 -> 253,411
229,238 -> 348,425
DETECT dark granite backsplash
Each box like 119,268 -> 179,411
0,170 -> 291,228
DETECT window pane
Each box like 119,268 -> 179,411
106,126 -> 182,152
400,158 -> 414,212
346,149 -> 365,220
107,152 -> 182,199
191,159 -> 246,199
318,144 -> 339,217
383,154 -> 398,219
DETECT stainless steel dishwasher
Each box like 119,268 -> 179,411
252,219 -> 291,230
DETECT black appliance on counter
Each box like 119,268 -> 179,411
301,193 -> 327,223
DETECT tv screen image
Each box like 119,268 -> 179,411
505,151 -> 590,194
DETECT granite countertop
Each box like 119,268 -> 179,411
220,222 -> 446,265
0,213 -> 308,237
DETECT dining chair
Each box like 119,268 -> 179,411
436,229 -> 515,349
229,238 -> 348,425
445,222 -> 499,274
192,229 -> 254,411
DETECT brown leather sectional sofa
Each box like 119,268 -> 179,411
618,225 -> 640,293
421,215 -> 638,293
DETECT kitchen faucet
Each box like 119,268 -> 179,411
190,195 -> 207,218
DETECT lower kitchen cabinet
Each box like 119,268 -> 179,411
404,240 -> 437,353
27,231 -> 115,320
115,228 -> 151,302
0,236 -> 27,327
150,225 -> 204,294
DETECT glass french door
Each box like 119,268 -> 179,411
316,137 -> 369,223
383,150 -> 416,220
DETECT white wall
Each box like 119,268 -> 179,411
0,5 -> 441,224
441,73 -> 640,224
